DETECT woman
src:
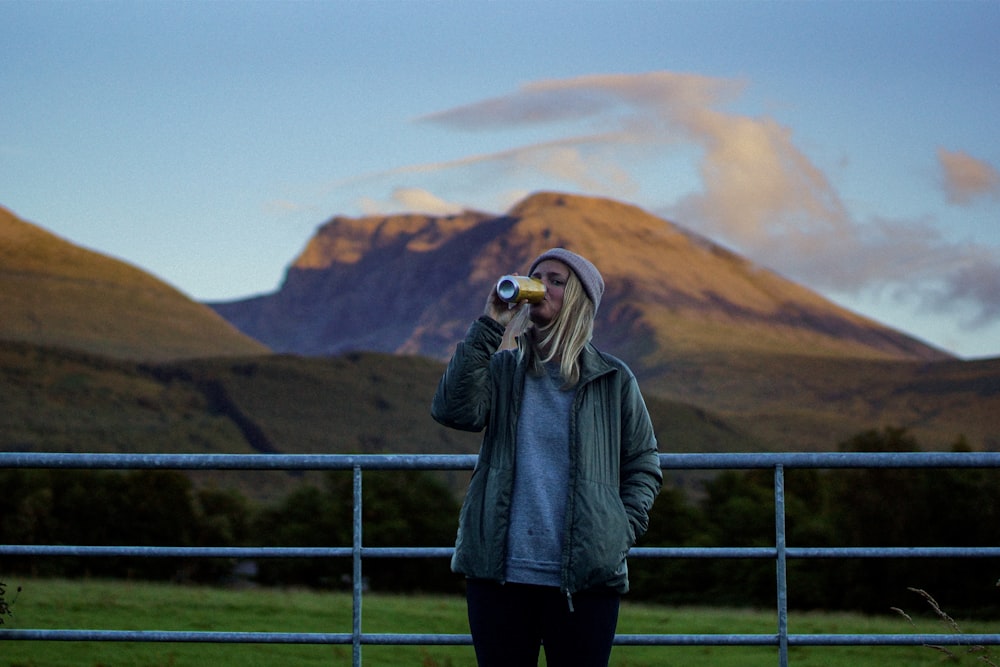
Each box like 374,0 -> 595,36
431,247 -> 662,667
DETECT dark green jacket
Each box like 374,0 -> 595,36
431,316 -> 662,596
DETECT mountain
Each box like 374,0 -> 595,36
207,192 -> 1000,452
0,206 -> 269,361
3,196 -> 994,461
211,192 -> 948,365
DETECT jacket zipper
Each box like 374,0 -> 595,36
561,379 -> 586,615
559,362 -> 614,612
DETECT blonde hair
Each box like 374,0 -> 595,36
521,269 -> 595,388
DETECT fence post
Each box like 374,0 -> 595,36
352,465 -> 363,667
774,464 -> 789,667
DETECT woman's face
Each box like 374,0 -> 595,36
529,259 -> 570,326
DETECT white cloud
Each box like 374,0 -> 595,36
358,187 -> 464,216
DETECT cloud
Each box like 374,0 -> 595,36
937,148 -> 1000,205
802,216 -> 1000,329
916,251 -> 1000,328
420,72 -> 744,131
415,72 -> 734,195
417,84 -> 617,129
422,72 -> 852,253
358,187 -> 464,216
419,73 -> 863,274
671,113 -> 852,254
362,72 -> 1000,332
262,199 -> 315,215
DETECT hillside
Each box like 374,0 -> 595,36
645,350 -> 1000,451
2,339 -> 996,500
2,194 -> 995,467
210,192 -> 949,366
0,340 -> 762,498
205,191 -> 1000,452
0,206 -> 269,361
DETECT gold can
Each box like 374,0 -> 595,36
496,275 -> 546,304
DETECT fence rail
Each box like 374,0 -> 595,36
2,450 -> 1000,666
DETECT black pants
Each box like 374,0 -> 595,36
465,579 -> 620,667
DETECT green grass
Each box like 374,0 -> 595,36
2,578 -> 995,666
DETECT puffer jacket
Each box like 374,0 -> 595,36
431,316 -> 662,597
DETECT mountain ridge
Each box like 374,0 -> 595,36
0,206 -> 269,361
211,191 -> 949,367
2,197 -> 997,460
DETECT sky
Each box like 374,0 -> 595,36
2,0 -> 999,359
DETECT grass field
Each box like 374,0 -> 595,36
1,578 -> 996,666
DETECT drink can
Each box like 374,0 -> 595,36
496,275 -> 546,304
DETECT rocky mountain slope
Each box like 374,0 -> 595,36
0,206 -> 268,361
4,196 -> 993,454
211,192 -> 948,365
206,192 -> 1000,452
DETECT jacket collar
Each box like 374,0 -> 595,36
577,342 -> 616,385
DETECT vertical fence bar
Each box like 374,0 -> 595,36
774,464 -> 789,667
352,465 -> 363,667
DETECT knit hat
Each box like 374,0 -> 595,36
528,248 -> 605,313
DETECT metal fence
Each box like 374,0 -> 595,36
2,450 -> 1000,666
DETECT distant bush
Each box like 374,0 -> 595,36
0,467 -> 460,593
253,470 -> 460,592
634,427 -> 1000,615
2,427 -> 997,614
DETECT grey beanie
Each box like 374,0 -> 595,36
528,247 -> 605,313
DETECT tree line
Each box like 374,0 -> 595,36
632,427 -> 1000,615
2,427 -> 997,615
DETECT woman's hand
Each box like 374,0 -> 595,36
484,283 -> 519,327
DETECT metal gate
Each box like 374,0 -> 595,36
2,450 -> 1000,666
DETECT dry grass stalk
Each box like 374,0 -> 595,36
0,580 -> 20,625
891,587 -> 998,666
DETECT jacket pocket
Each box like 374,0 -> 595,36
452,464 -> 509,580
451,465 -> 488,574
569,481 -> 633,590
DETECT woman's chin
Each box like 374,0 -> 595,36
529,309 -> 553,327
